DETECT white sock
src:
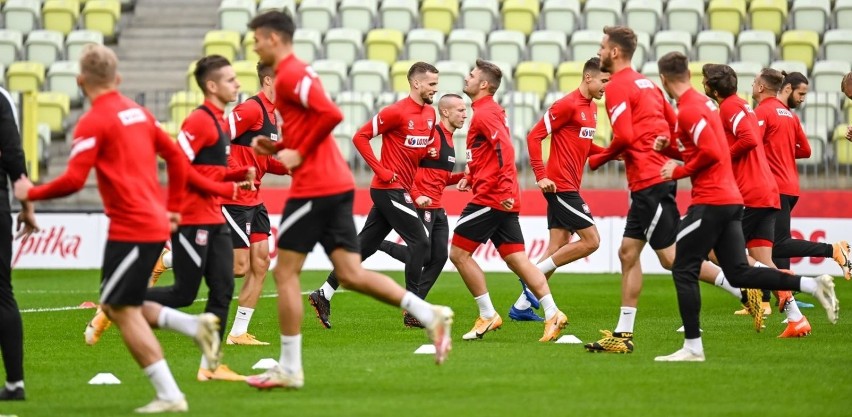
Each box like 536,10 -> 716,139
5,381 -> 23,390
714,271 -> 742,299
539,293 -> 557,320
614,307 -> 637,333
400,292 -> 435,326
513,292 -> 532,310
474,293 -> 497,319
753,261 -> 768,268
279,334 -> 302,375
785,295 -> 804,321
320,282 -> 336,300
683,337 -> 704,354
162,250 -> 173,268
537,257 -> 557,275
799,277 -> 818,294
229,306 -> 254,336
144,359 -> 184,402
157,307 -> 199,337
199,355 -> 213,371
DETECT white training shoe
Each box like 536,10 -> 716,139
134,398 -> 188,413
245,365 -> 305,390
424,306 -> 454,365
654,348 -> 705,362
813,274 -> 839,324
194,313 -> 221,371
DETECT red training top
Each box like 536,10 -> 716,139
465,95 -> 520,212
754,97 -> 811,197
414,121 -> 463,209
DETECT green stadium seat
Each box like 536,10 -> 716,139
232,60 -> 259,93
694,30 -> 735,64
736,30 -> 775,68
25,30 -> 64,68
811,61 -> 852,93
528,31 -> 567,68
502,0 -> 539,36
823,30 -> 852,64
837,0 -> 852,30
66,30 -> 104,62
707,0 -> 746,36
541,0 -> 580,35
311,59 -> 348,96
435,60 -> 469,92
487,30 -> 526,70
82,0 -> 121,38
336,91 -> 375,126
799,136 -> 824,165
461,0 -> 499,33
543,91 -> 562,108
3,0 -> 41,36
36,91 -> 70,133
770,60 -> 808,75
297,0 -> 335,35
332,122 -> 356,164
365,29 -> 403,66
632,31 -> 650,71
349,59 -> 389,95
728,61 -> 763,95
583,0 -> 621,32
515,61 -> 554,101
218,0 -> 256,35
665,0 -> 705,38
556,61 -> 583,92
292,28 -> 322,63
803,91 -> 840,139
748,0 -> 787,37
390,60 -> 415,93
624,0 -> 663,35
338,0 -> 376,35
203,30 -> 241,62
780,30 -> 819,71
653,30 -> 692,59
379,0 -> 419,33
47,61 -> 82,106
0,30 -> 23,67
257,0 -> 296,16
640,61 -> 662,91
6,61 -> 45,92
501,91 -> 540,139
420,0 -> 458,36
569,30 -> 603,62
446,29 -> 485,67
168,90 -> 204,125
325,28 -> 364,68
42,0 -> 81,36
790,0 -> 830,35
405,29 -> 444,64
452,128 -> 467,165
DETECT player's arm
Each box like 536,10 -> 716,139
484,117 -> 515,203
793,115 -> 811,159
152,121 -> 188,213
223,165 -> 252,181
671,114 -> 721,180
352,107 -> 398,183
228,99 -> 262,140
265,156 -> 290,176
527,102 -> 570,182
588,91 -> 632,169
277,71 -> 344,157
727,108 -> 758,159
177,122 -> 237,198
447,171 -> 465,186
28,122 -> 100,200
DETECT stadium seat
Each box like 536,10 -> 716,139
232,60 -> 259,93
6,61 -> 44,92
790,0 -> 830,35
365,29 -> 403,66
502,91 -> 540,139
811,61 -> 852,93
707,0 -> 746,36
298,0 -> 335,35
0,30 -> 23,68
405,29 -> 444,63
435,60 -> 469,92
688,61 -> 709,92
452,128 -> 467,165
823,30 -> 852,64
641,60 -> 663,90
203,30 -> 241,62
159,120 -> 180,138
846,99 -> 852,125
556,61 -> 583,92
515,61 -> 554,100
653,30 -> 692,59
325,28 -> 364,68
258,0 -> 296,16
632,31 -> 650,70
569,30 -> 602,62
242,32 -> 259,62
541,0 -> 580,35
502,0 -> 539,36
332,122 -> 356,163
447,29 -> 486,67
624,0 -> 663,35
748,0 -> 787,37
770,60 -> 808,75
802,91 -> 840,138
390,60 -> 415,92
780,30 -> 819,71
336,91 -> 375,126
349,59 -> 389,95
528,31 -> 567,68
728,61 -> 763,95
837,0 -> 852,30
835,126 -> 852,165
460,0 -> 499,33
379,0 -> 419,33
292,28 -> 322,63
3,0 -> 40,35
66,30 -> 104,62
24,30 -> 64,68
487,31 -> 526,70
594,98 -> 612,145
311,59 -> 349,96
664,0 -> 705,38
736,30 -> 776,68
36,91 -> 70,133
543,90 -> 562,108
42,0 -> 80,36
218,0 -> 255,36
168,90 -> 204,124
82,0 -> 121,38
694,30 -> 735,64
583,0 -> 621,31
47,60 -> 81,106
489,60 -> 513,95
799,136 -> 824,165
338,0 -> 376,35
186,60 -> 200,92
375,91 -> 408,110
420,0 -> 458,36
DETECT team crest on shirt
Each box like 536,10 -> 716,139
404,193 -> 413,204
424,211 -> 432,223
195,230 -> 209,246
427,119 -> 434,129
580,112 -> 587,121
408,120 -> 414,130
582,204 -> 591,214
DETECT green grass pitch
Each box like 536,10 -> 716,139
2,269 -> 851,417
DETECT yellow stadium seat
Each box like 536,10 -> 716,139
159,120 -> 180,139
836,131 -> 852,165
186,60 -> 201,92
390,60 -> 415,93
594,98 -> 611,145
233,60 -> 259,93
42,0 -> 80,36
365,29 -> 404,66
748,0 -> 787,37
688,61 -> 709,92
707,0 -> 746,36
845,98 -> 852,124
82,0 -> 121,38
169,90 -> 204,125
203,30 -> 241,62
502,0 -> 539,35
780,30 -> 819,71
556,61 -> 583,92
6,61 -> 45,92
420,0 -> 458,35
515,61 -> 554,100
242,32 -> 259,63
36,91 -> 70,133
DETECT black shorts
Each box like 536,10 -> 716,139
624,181 -> 680,250
452,203 -> 525,257
544,191 -> 595,231
742,207 -> 778,247
222,204 -> 271,248
277,190 -> 359,255
100,240 -> 165,306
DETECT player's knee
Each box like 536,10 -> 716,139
583,233 -> 601,253
659,256 -> 674,271
449,246 -> 469,265
233,259 -> 249,277
618,245 -> 639,265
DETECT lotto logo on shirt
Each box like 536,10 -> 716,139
579,127 -> 596,139
404,135 -> 430,148
635,79 -> 655,89
466,149 -> 472,162
117,108 -> 146,126
776,108 -> 793,118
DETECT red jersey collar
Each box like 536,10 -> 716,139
471,94 -> 496,109
91,90 -> 121,106
257,91 -> 274,109
202,99 -> 226,117
676,88 -> 701,106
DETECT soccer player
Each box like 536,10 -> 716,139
585,26 -> 751,353
145,55 -> 253,382
508,57 -> 609,322
307,61 -> 439,329
752,69 -> 851,279
652,51 -> 838,362
378,93 -> 467,327
245,11 -> 453,389
14,44 -> 221,412
0,86 -> 38,401
222,62 -> 289,345
449,58 -> 568,342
